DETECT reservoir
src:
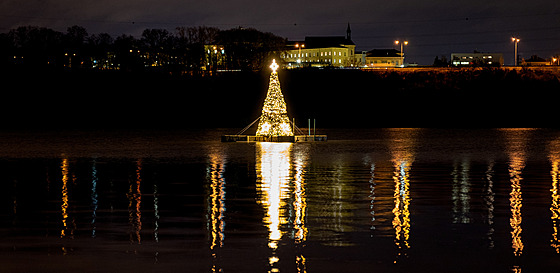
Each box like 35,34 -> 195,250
1,128 -> 560,272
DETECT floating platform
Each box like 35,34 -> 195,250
221,135 -> 327,143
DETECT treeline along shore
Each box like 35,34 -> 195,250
2,66 -> 560,130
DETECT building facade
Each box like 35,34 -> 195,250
451,52 -> 504,67
522,55 -> 551,66
363,49 -> 403,67
281,24 -> 357,68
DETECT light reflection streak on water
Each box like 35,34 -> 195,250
61,158 -> 69,238
549,140 -> 560,253
293,147 -> 308,244
389,129 -> 417,262
550,159 -> 560,253
154,183 -> 160,244
370,163 -> 376,231
504,129 -> 527,258
332,164 -> 344,242
206,150 -> 227,273
392,159 -> 411,256
293,145 -> 308,273
452,159 -> 471,224
509,160 -> 524,257
91,160 -> 98,238
389,129 -> 416,262
207,152 -> 227,251
128,159 -> 142,244
256,142 -> 292,272
364,156 -> 376,232
484,161 -> 495,249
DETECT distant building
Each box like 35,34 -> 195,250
203,45 -> 227,70
451,52 -> 503,67
280,24 -> 357,68
363,49 -> 403,67
522,55 -> 549,66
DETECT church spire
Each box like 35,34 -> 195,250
346,22 -> 352,41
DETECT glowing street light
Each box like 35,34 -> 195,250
395,40 -> 408,67
295,43 -> 305,65
512,37 -> 520,66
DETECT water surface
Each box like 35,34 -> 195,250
1,129 -> 560,272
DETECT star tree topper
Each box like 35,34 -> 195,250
270,59 -> 279,72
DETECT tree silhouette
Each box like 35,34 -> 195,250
0,24 -> 288,73
216,27 -> 285,71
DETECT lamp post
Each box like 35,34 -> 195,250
512,37 -> 520,66
395,40 -> 408,67
295,43 -> 305,67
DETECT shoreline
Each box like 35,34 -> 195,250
2,67 -> 559,129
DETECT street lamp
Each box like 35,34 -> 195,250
395,40 -> 408,67
295,43 -> 305,66
512,37 -> 520,66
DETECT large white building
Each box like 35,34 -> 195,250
281,24 -> 358,68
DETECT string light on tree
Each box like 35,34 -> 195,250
256,59 -> 294,137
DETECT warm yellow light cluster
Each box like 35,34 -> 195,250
256,59 -> 293,137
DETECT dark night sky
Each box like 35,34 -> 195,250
1,0 -> 559,65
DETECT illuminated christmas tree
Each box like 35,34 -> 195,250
256,59 -> 294,137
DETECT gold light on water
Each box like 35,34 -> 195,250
256,142 -> 292,249
509,155 -> 524,257
551,159 -> 560,253
392,160 -> 411,251
256,59 -> 293,137
549,140 -> 560,253
256,142 -> 292,272
388,129 -> 418,262
207,153 -> 226,251
502,129 -> 528,257
128,159 -> 142,244
61,158 -> 69,238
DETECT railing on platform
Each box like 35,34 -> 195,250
295,135 -> 327,142
221,135 -> 327,143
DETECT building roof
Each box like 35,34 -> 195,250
525,55 -> 547,62
285,25 -> 355,50
304,36 -> 355,48
286,36 -> 355,49
366,49 -> 401,57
